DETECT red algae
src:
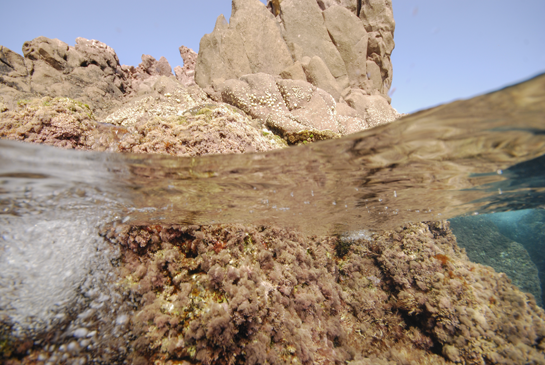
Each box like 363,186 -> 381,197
93,221 -> 545,365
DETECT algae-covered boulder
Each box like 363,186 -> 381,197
98,221 -> 545,365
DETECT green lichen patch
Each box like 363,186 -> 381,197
0,96 -> 102,149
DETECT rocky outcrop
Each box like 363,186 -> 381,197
174,45 -> 198,86
218,72 -> 368,143
21,37 -> 131,115
195,0 -> 399,133
0,37 -> 199,118
195,0 -> 293,93
0,93 -> 286,156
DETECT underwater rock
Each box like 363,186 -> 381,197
487,210 -> 545,306
93,220 -> 545,364
450,214 -> 543,307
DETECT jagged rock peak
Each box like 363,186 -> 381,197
0,36 -> 198,115
195,0 -> 399,135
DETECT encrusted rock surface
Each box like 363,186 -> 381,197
0,95 -> 285,156
3,2 -> 544,364
95,221 -> 545,365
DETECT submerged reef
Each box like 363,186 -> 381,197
481,210 -> 545,307
449,215 -> 543,307
53,220 -> 541,365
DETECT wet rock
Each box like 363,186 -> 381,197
0,94 -> 285,155
449,215 -> 543,307
105,221 -> 545,365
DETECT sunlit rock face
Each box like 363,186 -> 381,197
0,37 -> 199,119
195,0 -> 400,136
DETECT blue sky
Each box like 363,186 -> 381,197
1,0 -> 543,114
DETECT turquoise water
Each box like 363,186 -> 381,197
0,73 -> 544,357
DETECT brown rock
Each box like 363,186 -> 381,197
73,37 -> 122,73
221,73 -> 289,120
345,89 -> 399,127
136,54 -> 173,77
323,5 -> 368,89
301,55 -> 342,101
279,61 -> 307,81
174,45 -> 197,86
3,36 -> 132,115
0,45 -> 31,107
365,59 -> 382,92
231,0 -> 294,74
195,14 -> 252,90
22,36 -> 69,71
280,0 -> 348,83
195,0 -> 292,93
358,0 -> 395,33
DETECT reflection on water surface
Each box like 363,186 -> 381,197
6,74 -> 544,234
1,74 -> 545,234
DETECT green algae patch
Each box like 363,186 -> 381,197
284,129 -> 340,145
0,321 -> 14,359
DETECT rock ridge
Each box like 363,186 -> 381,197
195,0 -> 399,134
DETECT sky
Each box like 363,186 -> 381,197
1,0 -> 543,114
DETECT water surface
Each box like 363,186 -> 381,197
1,73 -> 544,338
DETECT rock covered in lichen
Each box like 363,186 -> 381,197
0,94 -> 286,156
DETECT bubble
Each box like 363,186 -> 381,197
73,328 -> 88,338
